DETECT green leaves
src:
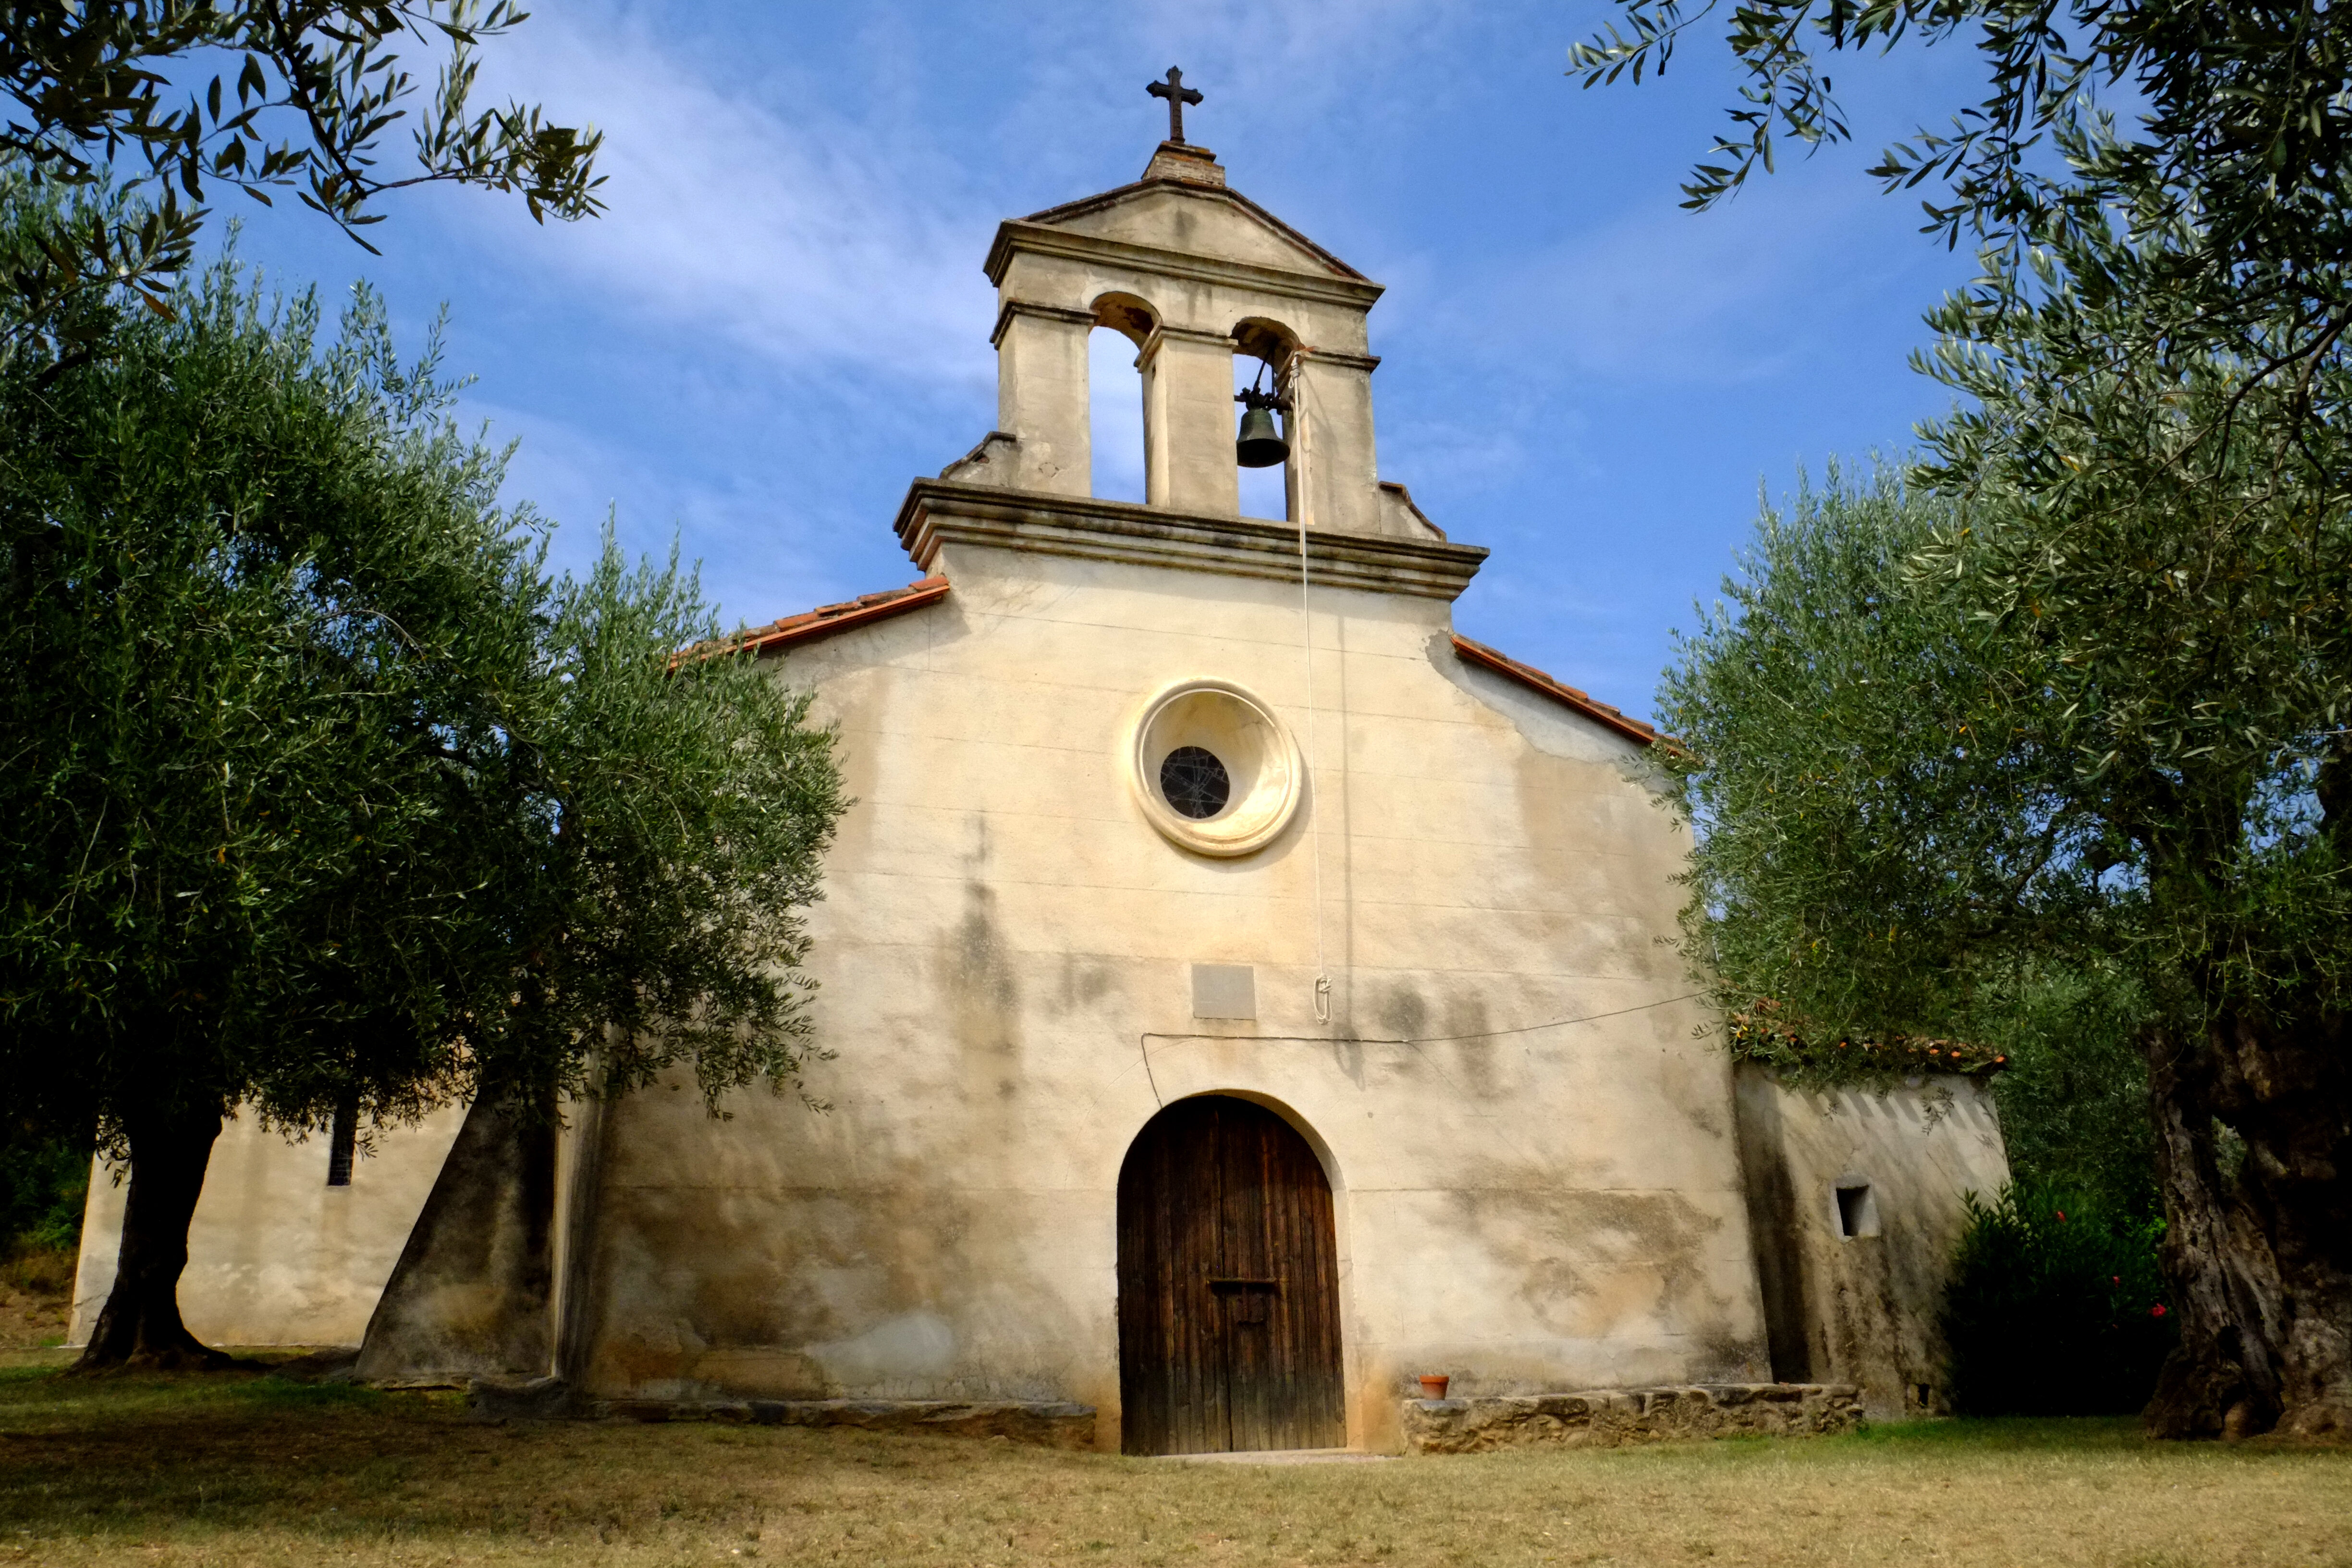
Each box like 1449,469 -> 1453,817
1943,1176 -> 2175,1413
1661,441 -> 2352,1096
1659,462 -> 2088,1043
0,227 -> 844,1155
0,2 -> 603,332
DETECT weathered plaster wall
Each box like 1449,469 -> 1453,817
1733,1065 -> 2010,1418
354,1096 -> 555,1383
71,1106 -> 464,1348
567,535 -> 1771,1453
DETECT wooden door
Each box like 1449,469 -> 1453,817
1116,1096 -> 1345,1455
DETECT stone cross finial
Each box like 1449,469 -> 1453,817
1147,67 -> 1203,145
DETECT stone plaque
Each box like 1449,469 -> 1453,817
1190,963 -> 1257,1020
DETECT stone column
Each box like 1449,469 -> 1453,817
1141,326 -> 1240,516
992,302 -> 1094,496
1290,352 -> 1383,535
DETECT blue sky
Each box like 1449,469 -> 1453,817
209,0 -> 1988,723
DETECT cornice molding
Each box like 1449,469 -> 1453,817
1148,322 -> 1240,346
988,300 -> 1096,347
1006,177 -> 1372,282
986,220 -> 1385,313
893,481 -> 1486,601
1304,348 -> 1381,374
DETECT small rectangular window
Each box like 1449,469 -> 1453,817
325,1097 -> 358,1188
1835,1182 -> 1877,1238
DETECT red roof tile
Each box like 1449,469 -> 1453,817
684,576 -> 951,665
1451,634 -> 1659,747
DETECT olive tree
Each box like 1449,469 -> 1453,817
0,1 -> 602,351
0,229 -> 843,1369
1586,0 -> 2352,1442
1662,436 -> 2352,1438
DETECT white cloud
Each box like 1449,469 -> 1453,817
432,0 -> 1485,410
452,8 -> 1001,396
472,392 -> 888,623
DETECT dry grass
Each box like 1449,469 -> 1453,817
0,1364 -> 2345,1568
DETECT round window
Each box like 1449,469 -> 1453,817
1158,746 -> 1231,819
1128,681 -> 1303,857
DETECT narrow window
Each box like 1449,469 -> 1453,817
326,1097 -> 359,1188
1835,1182 -> 1877,1238
1089,326 -> 1147,502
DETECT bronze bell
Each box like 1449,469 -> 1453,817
1235,388 -> 1288,468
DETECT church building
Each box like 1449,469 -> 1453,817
73,93 -> 2009,1454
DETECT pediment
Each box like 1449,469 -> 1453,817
1009,179 -> 1368,284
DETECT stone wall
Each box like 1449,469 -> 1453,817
354,1095 -> 556,1384
1401,1383 -> 1861,1453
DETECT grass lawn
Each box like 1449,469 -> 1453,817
0,1359 -> 2345,1568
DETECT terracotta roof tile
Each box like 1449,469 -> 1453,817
1451,634 -> 1660,747
682,576 -> 950,665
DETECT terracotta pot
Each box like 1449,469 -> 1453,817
1417,1374 -> 1450,1400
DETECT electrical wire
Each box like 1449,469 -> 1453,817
1135,990 -> 1710,1107
1286,346 -> 1333,1026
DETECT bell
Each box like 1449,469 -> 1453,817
1235,398 -> 1288,468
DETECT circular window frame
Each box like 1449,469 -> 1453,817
1127,679 -> 1304,858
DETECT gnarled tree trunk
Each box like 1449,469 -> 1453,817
74,1103 -> 227,1371
2144,1014 -> 2352,1438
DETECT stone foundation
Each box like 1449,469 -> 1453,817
466,1380 -> 1095,1449
1401,1384 -> 1861,1454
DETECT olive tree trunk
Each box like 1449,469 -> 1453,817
2144,1016 -> 2352,1438
74,1105 -> 228,1372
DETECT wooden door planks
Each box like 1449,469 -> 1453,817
1116,1096 -> 1345,1455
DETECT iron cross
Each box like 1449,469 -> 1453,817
1147,67 -> 1203,145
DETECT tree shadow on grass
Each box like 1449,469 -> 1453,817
0,1366 -> 1073,1551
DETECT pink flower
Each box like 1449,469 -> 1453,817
2151,1305 -> 2167,1318
2056,1210 -> 2067,1222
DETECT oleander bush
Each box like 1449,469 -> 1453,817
1943,1178 -> 2174,1416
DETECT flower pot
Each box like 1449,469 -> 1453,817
1417,1374 -> 1450,1400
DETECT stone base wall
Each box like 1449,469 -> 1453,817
1401,1384 -> 1861,1455
466,1380 -> 1096,1449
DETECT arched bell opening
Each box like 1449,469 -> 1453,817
1231,317 -> 1301,523
1089,293 -> 1157,503
1115,1093 -> 1345,1456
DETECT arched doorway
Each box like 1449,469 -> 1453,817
1116,1095 -> 1344,1455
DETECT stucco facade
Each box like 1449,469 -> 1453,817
71,133 -> 2005,1448
72,1106 -> 466,1350
561,517 -> 1765,1453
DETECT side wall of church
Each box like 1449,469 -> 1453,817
1732,1065 -> 2010,1418
565,541 -> 1772,1452
70,1107 -> 466,1349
